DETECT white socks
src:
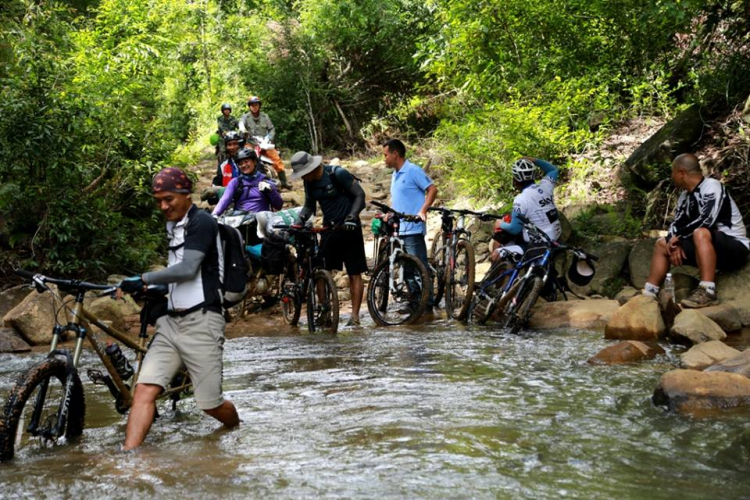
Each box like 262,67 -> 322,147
643,282 -> 660,298
699,281 -> 716,295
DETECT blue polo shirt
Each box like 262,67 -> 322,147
390,160 -> 433,235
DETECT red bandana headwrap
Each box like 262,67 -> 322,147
152,167 -> 193,194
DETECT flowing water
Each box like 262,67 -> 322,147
1,316 -> 750,499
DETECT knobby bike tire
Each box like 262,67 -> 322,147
429,231 -> 447,307
367,253 -> 429,326
469,260 -> 512,325
0,357 -> 85,462
306,269 -> 339,334
504,276 -> 544,334
280,261 -> 301,326
445,239 -> 476,321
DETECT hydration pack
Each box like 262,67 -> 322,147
216,222 -> 249,308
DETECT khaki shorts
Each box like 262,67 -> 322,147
137,309 -> 226,410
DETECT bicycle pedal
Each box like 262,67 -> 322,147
87,369 -> 109,386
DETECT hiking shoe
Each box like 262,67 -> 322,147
345,316 -> 361,327
681,287 -> 718,309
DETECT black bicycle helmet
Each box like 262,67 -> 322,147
221,103 -> 232,112
236,148 -> 258,163
247,95 -> 262,106
223,131 -> 243,145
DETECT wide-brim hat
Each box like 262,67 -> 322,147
289,151 -> 323,180
568,255 -> 596,287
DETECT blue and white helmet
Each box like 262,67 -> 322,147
512,158 -> 536,183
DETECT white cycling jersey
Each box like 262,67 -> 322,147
513,176 -> 562,243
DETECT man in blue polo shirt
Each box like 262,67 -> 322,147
384,139 -> 438,308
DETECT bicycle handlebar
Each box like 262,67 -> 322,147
370,200 -> 422,222
512,216 -> 599,262
15,269 -> 117,292
273,224 -> 337,234
428,206 -> 506,221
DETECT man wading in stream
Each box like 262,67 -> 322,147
119,167 -> 239,450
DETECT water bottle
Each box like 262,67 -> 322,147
663,273 -> 675,303
105,343 -> 134,381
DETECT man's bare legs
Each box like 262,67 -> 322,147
123,383 -> 162,450
349,274 -> 363,319
645,237 -> 671,288
692,228 -> 716,282
203,400 -> 240,428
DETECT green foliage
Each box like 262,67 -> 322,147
571,204 -> 643,240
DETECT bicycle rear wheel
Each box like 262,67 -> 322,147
504,276 -> 544,334
469,260 -> 511,325
429,231 -> 447,307
279,261 -> 301,326
0,356 -> 85,462
445,240 -> 476,320
306,269 -> 339,334
367,253 -> 429,326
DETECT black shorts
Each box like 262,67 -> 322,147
320,226 -> 368,276
681,229 -> 750,272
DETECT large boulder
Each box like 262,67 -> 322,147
699,304 -> 742,333
670,309 -> 727,345
0,327 -> 31,353
614,286 -> 640,305
87,296 -> 141,333
680,341 -> 740,370
0,285 -> 31,318
588,340 -> 665,365
528,299 -> 619,331
624,104 -> 705,189
568,241 -> 632,297
705,350 -> 750,378
628,238 -> 658,289
2,286 -> 62,345
716,260 -> 750,326
652,369 -> 750,414
604,295 -> 666,341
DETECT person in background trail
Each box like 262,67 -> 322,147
213,131 -> 243,188
290,151 -> 366,327
490,157 -> 562,262
239,95 -> 292,190
119,167 -> 239,450
383,138 -> 438,308
642,153 -> 749,308
216,103 -> 238,138
212,148 -> 282,217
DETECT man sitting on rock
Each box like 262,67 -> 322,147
643,153 -> 749,308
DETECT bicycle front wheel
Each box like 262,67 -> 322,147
429,231 -> 447,307
279,262 -> 301,326
504,276 -> 544,334
0,357 -> 85,462
367,253 -> 429,326
469,260 -> 511,325
306,269 -> 339,334
445,239 -> 476,321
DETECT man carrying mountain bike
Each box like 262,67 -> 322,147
383,139 -> 438,309
491,157 -> 562,260
290,151 -> 367,327
119,167 -> 239,450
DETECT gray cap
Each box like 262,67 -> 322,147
289,151 -> 323,180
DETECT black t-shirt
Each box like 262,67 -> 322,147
302,166 -> 355,226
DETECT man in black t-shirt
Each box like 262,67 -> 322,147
290,151 -> 367,326
119,167 -> 239,450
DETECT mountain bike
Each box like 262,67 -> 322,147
428,207 -> 497,320
368,201 -> 430,326
0,270 -> 190,462
274,224 -> 339,334
477,215 -> 598,333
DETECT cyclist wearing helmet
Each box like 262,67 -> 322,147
213,131 -> 243,188
216,103 -> 238,137
490,157 -> 561,260
239,95 -> 292,190
212,148 -> 282,217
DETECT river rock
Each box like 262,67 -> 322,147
2,286 -> 61,345
716,260 -> 750,326
0,285 -> 31,318
336,274 -> 349,289
604,295 -> 666,340
528,299 -> 619,330
614,286 -> 640,305
628,238 -> 658,289
680,341 -> 740,370
624,104 -> 705,189
588,340 -> 665,365
88,296 -> 141,332
705,350 -> 750,378
568,240 -> 631,297
670,309 -> 726,345
699,304 -> 742,333
652,368 -> 750,413
0,327 -> 31,353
